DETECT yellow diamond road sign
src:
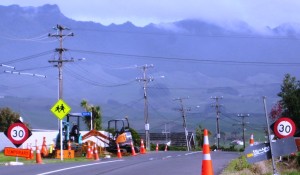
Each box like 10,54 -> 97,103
50,99 -> 71,120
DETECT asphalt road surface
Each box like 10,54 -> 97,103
0,151 -> 240,175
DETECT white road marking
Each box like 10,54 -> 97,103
185,151 -> 201,156
36,160 -> 124,175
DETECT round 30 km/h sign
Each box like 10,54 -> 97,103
4,120 -> 32,148
273,117 -> 296,139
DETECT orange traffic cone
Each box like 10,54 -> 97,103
36,146 -> 43,164
30,147 -> 34,159
140,139 -> 146,154
86,142 -> 93,159
201,129 -> 214,175
249,134 -> 254,146
93,144 -> 100,161
131,141 -> 137,156
164,144 -> 168,151
156,143 -> 159,152
68,140 -> 72,150
116,143 -> 122,158
41,137 -> 48,157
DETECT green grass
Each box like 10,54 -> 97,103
0,152 -> 102,165
222,154 -> 300,175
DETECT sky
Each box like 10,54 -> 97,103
0,1 -> 300,30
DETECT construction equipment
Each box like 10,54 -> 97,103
55,115 -> 139,157
107,118 -> 139,153
55,114 -> 83,151
82,118 -> 139,153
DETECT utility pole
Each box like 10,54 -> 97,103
48,24 -> 74,161
48,24 -> 74,99
136,64 -> 154,151
174,97 -> 190,151
211,96 -> 222,150
162,123 -> 170,143
236,114 -> 250,149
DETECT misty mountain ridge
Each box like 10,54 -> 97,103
0,4 -> 299,133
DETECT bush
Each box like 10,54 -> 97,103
297,152 -> 300,166
225,155 -> 251,172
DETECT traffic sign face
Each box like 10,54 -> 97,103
81,112 -> 91,116
50,99 -> 71,120
274,117 -> 296,138
4,120 -> 32,148
244,143 -> 271,164
4,147 -> 31,158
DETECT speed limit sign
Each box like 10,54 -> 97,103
273,117 -> 296,139
4,120 -> 32,148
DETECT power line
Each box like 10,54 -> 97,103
72,27 -> 300,40
64,66 -> 135,87
69,49 -> 300,66
1,50 -> 53,65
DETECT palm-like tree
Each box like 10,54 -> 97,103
80,100 -> 102,130
195,125 -> 212,148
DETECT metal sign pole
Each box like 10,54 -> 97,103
263,96 -> 279,175
90,112 -> 93,131
60,120 -> 63,161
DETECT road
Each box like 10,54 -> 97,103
0,151 -> 239,175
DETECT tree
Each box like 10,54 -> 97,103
277,74 -> 300,128
0,107 -> 20,132
195,125 -> 211,148
80,100 -> 102,130
269,102 -> 282,122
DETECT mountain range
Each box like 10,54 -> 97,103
0,4 -> 299,138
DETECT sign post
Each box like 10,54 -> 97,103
82,112 -> 92,130
50,99 -> 71,161
262,97 -> 279,175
